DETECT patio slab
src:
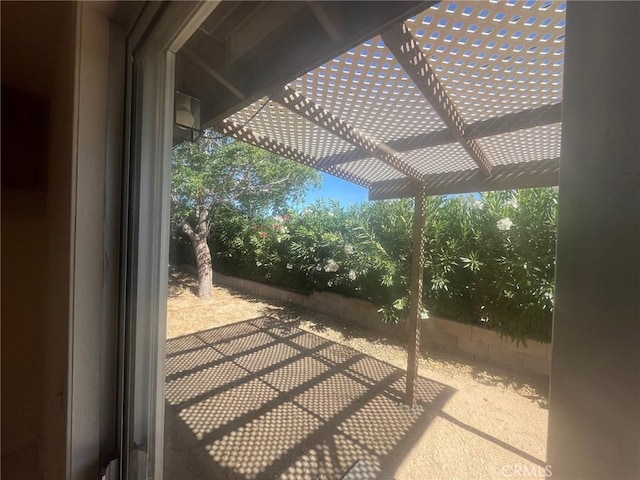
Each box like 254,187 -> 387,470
164,316 -> 454,480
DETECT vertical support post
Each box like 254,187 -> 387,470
406,188 -> 427,406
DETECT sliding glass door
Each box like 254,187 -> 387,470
119,3 -> 220,478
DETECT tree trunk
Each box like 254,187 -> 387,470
193,233 -> 213,299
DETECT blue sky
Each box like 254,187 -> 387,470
303,172 -> 369,207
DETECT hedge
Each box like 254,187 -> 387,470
172,188 -> 557,343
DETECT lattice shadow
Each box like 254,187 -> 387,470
164,316 -> 455,480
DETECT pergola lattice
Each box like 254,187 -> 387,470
214,1 -> 565,201
191,0 -> 566,405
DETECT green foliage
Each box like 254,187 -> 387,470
202,188 -> 558,343
423,189 -> 557,343
171,133 -> 321,227
170,133 -> 321,298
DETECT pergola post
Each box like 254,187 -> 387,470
406,188 -> 427,407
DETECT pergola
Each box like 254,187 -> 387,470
175,0 -> 565,405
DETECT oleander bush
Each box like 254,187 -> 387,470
173,188 -> 557,343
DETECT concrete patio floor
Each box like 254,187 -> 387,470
164,316 -> 454,479
164,280 -> 549,479
164,315 -> 548,480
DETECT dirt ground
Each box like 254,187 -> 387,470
166,273 -> 549,479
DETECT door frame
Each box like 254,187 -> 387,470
119,2 -> 220,478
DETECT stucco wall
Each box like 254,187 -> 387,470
546,3 -> 640,478
213,272 -> 551,377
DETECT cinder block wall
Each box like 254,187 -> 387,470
213,273 -> 551,377
424,317 -> 551,376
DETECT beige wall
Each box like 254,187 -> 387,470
2,2 -> 78,478
547,2 -> 640,478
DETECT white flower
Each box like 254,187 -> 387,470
348,269 -> 357,281
327,280 -> 333,287
324,259 -> 339,272
496,217 -> 513,231
316,264 -> 323,271
286,263 -> 293,270
344,243 -> 355,255
256,261 -> 262,267
280,226 -> 289,234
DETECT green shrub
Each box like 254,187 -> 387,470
200,188 -> 557,343
423,189 -> 557,343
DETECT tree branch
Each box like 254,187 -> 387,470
182,222 -> 195,242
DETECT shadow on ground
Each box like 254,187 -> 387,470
168,271 -> 199,297
164,316 -> 455,480
260,301 -> 549,409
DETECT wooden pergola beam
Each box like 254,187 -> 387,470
382,23 -> 493,176
465,103 -> 562,140
318,130 -> 453,168
306,1 -> 343,42
212,118 -> 372,189
272,86 -> 425,182
369,157 -> 560,200
406,188 -> 427,406
181,47 -> 246,101
319,103 -> 562,167
193,1 -> 436,128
